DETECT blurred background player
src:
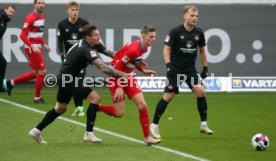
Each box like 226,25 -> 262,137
5,0 -> 51,104
0,4 -> 16,92
28,25 -> 128,144
57,1 -> 115,116
97,26 -> 161,145
150,5 -> 213,140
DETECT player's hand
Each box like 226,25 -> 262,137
200,66 -> 208,79
43,44 -> 51,52
142,69 -> 157,76
30,45 -> 40,54
166,63 -> 176,76
113,87 -> 124,102
139,60 -> 148,69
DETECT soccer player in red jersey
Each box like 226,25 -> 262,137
98,26 -> 161,145
6,0 -> 51,103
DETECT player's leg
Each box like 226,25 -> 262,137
98,77 -> 125,117
72,70 -> 85,116
150,73 -> 179,139
28,79 -> 72,144
131,92 -> 161,145
5,70 -> 36,96
34,69 -> 46,103
188,73 -> 213,135
0,50 -> 7,92
5,48 -> 39,96
84,90 -> 102,143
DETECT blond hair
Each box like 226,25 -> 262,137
183,5 -> 198,14
67,1 -> 80,9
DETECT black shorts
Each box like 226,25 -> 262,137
164,70 -> 203,94
56,78 -> 93,104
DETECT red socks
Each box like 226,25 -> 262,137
98,105 -> 116,116
35,74 -> 45,98
139,108 -> 150,138
13,71 -> 35,85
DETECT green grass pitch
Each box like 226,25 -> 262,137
0,84 -> 275,161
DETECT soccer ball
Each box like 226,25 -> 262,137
251,133 -> 269,151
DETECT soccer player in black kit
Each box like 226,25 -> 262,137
57,1 -> 114,116
150,5 -> 213,140
28,25 -> 128,144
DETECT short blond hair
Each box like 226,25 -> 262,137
67,1 -> 80,9
183,5 -> 198,14
140,26 -> 156,35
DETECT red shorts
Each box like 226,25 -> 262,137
25,48 -> 46,70
108,76 -> 142,103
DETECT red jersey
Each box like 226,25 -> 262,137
20,11 -> 45,48
111,40 -> 148,73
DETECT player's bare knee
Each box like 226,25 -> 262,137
163,93 -> 175,102
38,69 -> 46,75
115,110 -> 125,117
54,104 -> 67,114
87,91 -> 101,104
193,86 -> 206,97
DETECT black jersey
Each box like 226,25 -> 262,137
58,39 -> 106,79
0,9 -> 11,40
165,24 -> 206,72
57,18 -> 89,54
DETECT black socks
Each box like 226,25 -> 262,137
197,97 -> 207,121
152,98 -> 169,124
36,108 -> 60,131
86,103 -> 99,132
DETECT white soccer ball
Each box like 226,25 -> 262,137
251,133 -> 269,151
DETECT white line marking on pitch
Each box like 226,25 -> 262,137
0,98 -> 210,161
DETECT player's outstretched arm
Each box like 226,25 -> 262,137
92,58 -> 128,78
102,49 -> 116,58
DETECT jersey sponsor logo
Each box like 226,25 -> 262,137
23,23 -> 28,28
186,41 -> 193,48
165,35 -> 170,42
90,50 -> 97,57
71,33 -> 78,39
33,19 -> 45,27
122,55 -> 130,63
194,35 -> 199,41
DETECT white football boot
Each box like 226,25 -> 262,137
144,136 -> 161,146
83,132 -> 102,143
150,123 -> 161,139
200,125 -> 213,135
28,128 -> 47,144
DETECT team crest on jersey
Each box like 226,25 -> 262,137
186,41 -> 193,48
122,56 -> 130,63
65,29 -> 69,32
79,27 -> 83,32
72,33 -> 78,39
194,35 -> 199,41
165,35 -> 170,42
90,51 -> 97,57
23,23 -> 28,28
180,35 -> 185,39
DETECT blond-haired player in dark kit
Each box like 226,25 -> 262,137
150,5 -> 213,140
